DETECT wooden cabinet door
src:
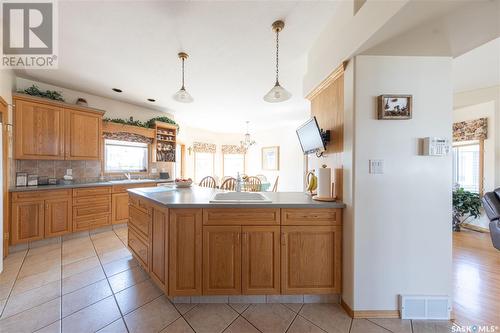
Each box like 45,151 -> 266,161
11,200 -> 45,244
169,209 -> 202,296
203,226 -> 241,295
112,193 -> 129,224
242,226 -> 280,295
150,206 -> 168,290
65,109 -> 101,160
45,197 -> 72,237
281,226 -> 341,294
14,100 -> 64,159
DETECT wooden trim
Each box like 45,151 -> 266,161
306,61 -> 348,101
180,144 -> 186,178
0,97 -> 9,256
102,121 -> 155,139
154,121 -> 177,130
13,93 -> 105,115
341,298 -> 400,318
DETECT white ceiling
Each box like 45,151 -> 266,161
16,1 -> 339,133
452,37 -> 500,93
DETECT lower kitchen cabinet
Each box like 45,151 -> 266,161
11,200 -> 45,244
242,226 -> 280,294
45,197 -> 72,237
281,225 -> 342,294
112,193 -> 129,224
203,226 -> 242,295
169,209 -> 202,296
150,205 -> 168,290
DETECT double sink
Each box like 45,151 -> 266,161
209,192 -> 272,203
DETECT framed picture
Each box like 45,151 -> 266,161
27,174 -> 38,186
377,95 -> 412,120
262,146 -> 280,171
16,172 -> 28,187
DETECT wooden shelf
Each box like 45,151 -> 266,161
154,121 -> 177,163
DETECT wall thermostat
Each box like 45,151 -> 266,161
422,137 -> 450,156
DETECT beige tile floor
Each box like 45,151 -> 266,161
0,227 -> 455,333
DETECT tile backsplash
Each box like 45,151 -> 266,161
15,160 -> 102,179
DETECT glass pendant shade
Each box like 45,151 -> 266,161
173,86 -> 193,103
263,81 -> 291,103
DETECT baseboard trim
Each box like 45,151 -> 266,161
341,298 -> 400,319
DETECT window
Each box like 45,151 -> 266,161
194,152 -> 214,183
452,142 -> 481,193
104,139 -> 148,173
223,153 -> 245,178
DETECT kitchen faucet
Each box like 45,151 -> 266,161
124,172 -> 131,180
235,172 -> 242,192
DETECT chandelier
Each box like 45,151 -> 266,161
240,121 -> 256,149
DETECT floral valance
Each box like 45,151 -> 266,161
453,118 -> 488,142
193,142 -> 216,153
103,131 -> 153,144
222,145 -> 246,154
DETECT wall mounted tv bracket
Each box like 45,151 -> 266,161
316,129 -> 331,158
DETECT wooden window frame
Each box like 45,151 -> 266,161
452,140 -> 485,196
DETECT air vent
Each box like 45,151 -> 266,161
400,295 -> 450,320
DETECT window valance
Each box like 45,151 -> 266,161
453,118 -> 488,142
102,131 -> 153,144
193,142 -> 216,153
222,145 -> 246,154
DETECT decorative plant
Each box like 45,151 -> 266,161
103,115 -> 180,132
19,85 -> 65,102
452,188 -> 481,231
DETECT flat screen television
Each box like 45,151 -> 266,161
296,117 -> 326,155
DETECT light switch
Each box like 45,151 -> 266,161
369,160 -> 384,174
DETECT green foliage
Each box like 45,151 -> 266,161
19,85 -> 65,102
452,188 -> 481,231
103,116 -> 179,132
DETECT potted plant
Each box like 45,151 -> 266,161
452,188 -> 481,231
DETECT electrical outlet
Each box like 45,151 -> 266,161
369,160 -> 384,174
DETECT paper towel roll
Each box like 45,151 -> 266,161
317,167 -> 331,198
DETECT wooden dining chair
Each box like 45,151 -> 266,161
220,176 -> 232,184
199,176 -> 217,188
220,177 -> 237,191
246,176 -> 262,192
272,176 -> 279,192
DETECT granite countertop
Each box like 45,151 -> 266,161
128,186 -> 346,209
9,179 -> 173,192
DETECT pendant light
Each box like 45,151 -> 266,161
173,52 -> 194,103
240,121 -> 256,149
263,20 -> 291,103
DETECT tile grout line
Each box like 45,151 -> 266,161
88,232 -> 131,333
0,249 -> 29,319
366,318 -> 397,333
348,313 -> 354,333
236,311 -> 264,333
410,319 -> 414,333
284,303 -> 303,333
296,313 -> 329,333
60,237 -> 63,332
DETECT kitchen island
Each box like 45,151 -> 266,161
127,186 -> 345,298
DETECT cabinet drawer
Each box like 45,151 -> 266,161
73,187 -> 111,197
203,209 -> 280,225
281,209 -> 341,226
73,195 -> 111,206
73,204 -> 111,219
129,206 -> 151,239
73,214 -> 110,232
129,195 -> 152,215
128,228 -> 149,269
112,182 -> 156,193
12,189 -> 71,202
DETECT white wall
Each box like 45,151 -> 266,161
352,56 -> 453,310
16,77 -> 173,122
246,125 -> 305,192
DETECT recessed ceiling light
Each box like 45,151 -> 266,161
112,88 -> 122,93
147,98 -> 156,102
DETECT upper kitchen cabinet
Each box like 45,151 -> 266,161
65,109 -> 102,160
13,94 -> 105,160
14,99 -> 65,159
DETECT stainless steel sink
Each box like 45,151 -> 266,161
209,192 -> 272,203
